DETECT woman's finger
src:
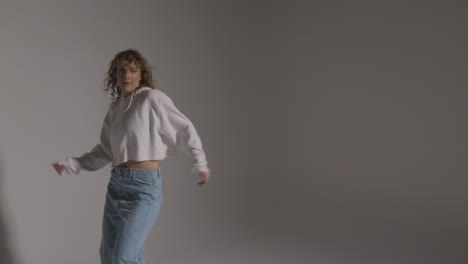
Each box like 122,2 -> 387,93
52,163 -> 64,175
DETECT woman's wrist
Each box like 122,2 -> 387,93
65,157 -> 82,174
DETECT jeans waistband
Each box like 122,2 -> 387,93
111,166 -> 160,177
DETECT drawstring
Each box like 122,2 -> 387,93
123,93 -> 134,112
121,87 -> 152,113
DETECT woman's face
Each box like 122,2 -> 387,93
115,61 -> 142,96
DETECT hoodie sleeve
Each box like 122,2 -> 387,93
153,92 -> 210,174
63,107 -> 114,174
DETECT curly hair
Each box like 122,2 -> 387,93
104,49 -> 156,107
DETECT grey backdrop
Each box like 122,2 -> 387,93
0,1 -> 467,264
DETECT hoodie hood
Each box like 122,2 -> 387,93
121,86 -> 152,112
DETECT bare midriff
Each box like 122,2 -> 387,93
117,160 -> 161,168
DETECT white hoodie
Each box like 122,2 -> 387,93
58,87 -> 209,175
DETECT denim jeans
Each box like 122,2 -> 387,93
100,166 -> 163,264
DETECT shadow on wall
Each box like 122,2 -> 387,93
0,158 -> 21,264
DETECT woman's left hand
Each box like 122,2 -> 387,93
197,170 -> 211,186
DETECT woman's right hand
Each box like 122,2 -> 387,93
52,158 -> 81,175
52,162 -> 66,175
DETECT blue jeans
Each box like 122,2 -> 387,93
100,166 -> 163,264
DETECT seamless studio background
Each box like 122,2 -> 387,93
0,1 -> 467,264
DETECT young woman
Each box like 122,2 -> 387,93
51,49 -> 211,264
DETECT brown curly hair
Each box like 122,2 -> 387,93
104,49 -> 157,107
